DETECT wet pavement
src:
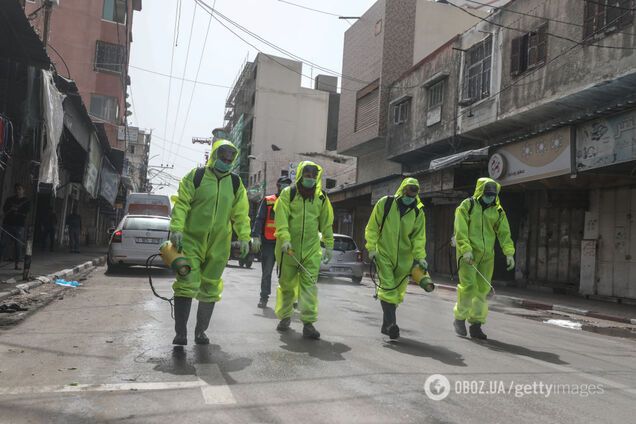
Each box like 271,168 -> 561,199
0,265 -> 634,423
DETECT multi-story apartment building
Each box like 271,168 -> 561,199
384,0 -> 636,300
121,127 -> 150,193
224,53 -> 355,212
332,0 -> 482,250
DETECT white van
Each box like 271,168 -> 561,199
125,193 -> 171,217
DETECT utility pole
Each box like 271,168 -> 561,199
24,0 -> 54,281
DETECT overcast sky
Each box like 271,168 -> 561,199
128,0 -> 378,196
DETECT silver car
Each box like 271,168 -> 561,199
320,233 -> 364,284
107,215 -> 170,272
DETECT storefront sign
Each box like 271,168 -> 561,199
420,169 -> 454,194
99,159 -> 120,206
488,127 -> 571,186
117,126 -> 139,142
576,110 -> 636,171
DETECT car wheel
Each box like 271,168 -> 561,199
106,256 -> 120,274
352,276 -> 363,284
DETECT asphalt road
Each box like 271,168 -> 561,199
0,263 -> 634,423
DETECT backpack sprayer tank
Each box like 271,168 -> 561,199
159,241 -> 191,277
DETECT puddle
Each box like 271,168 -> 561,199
544,319 -> 583,330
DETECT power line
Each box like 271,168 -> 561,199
161,1 -> 180,167
447,0 -> 636,50
464,0 -> 636,36
277,0 -> 342,18
129,65 -> 233,88
176,4 -> 214,155
168,2 -> 198,166
581,0 -> 636,12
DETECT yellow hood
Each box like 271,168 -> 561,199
473,177 -> 501,206
205,139 -> 239,169
394,177 -> 424,208
295,160 -> 323,192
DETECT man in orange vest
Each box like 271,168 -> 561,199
251,176 -> 292,308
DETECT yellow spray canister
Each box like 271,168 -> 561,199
411,264 -> 435,292
159,241 -> 191,277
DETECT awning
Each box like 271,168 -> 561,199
0,0 -> 51,68
428,147 -> 489,171
99,158 -> 120,207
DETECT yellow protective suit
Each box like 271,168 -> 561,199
170,140 -> 251,303
453,177 -> 515,324
274,161 -> 334,324
365,177 -> 427,305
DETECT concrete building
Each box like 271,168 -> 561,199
384,0 -> 636,300
332,0 -> 483,250
122,127 -> 150,193
224,53 -> 354,210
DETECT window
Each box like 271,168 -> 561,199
355,81 -> 379,131
103,0 -> 127,24
462,36 -> 492,105
123,217 -> 170,231
333,236 -> 357,252
584,0 -> 634,39
326,178 -> 337,189
280,170 -> 289,177
511,24 -> 548,76
90,94 -> 119,122
428,80 -> 445,109
95,41 -> 125,73
392,99 -> 410,125
128,145 -> 135,154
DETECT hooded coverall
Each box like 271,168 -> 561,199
274,161 -> 334,324
365,177 -> 427,305
453,177 -> 515,324
170,140 -> 251,303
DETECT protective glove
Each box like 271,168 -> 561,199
239,240 -> 250,258
170,231 -> 184,253
506,255 -> 515,271
368,251 -> 377,261
462,251 -> 474,265
322,248 -> 333,264
281,241 -> 293,255
251,236 -> 262,253
416,258 -> 428,271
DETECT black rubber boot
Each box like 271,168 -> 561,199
277,317 -> 291,332
257,298 -> 268,308
380,300 -> 399,340
454,319 -> 467,337
469,323 -> 487,340
194,302 -> 215,345
302,323 -> 321,340
172,297 -> 192,345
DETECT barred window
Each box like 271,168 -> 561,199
511,24 -> 548,76
95,41 -> 125,74
462,36 -> 492,105
584,0 -> 634,39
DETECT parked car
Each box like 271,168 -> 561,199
319,233 -> 364,283
125,193 -> 171,217
107,215 -> 171,272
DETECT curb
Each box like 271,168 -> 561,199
0,255 -> 106,302
430,283 -> 634,325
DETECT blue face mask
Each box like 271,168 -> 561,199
214,160 -> 232,173
302,178 -> 316,188
402,195 -> 416,206
482,194 -> 496,204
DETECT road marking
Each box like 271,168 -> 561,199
194,363 -> 237,405
0,380 -> 206,395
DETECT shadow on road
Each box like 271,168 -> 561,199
472,338 -> 568,365
103,266 -> 173,278
318,276 -> 362,287
150,344 -> 253,384
383,337 -> 467,367
279,329 -> 351,361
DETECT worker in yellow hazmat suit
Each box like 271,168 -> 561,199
453,177 -> 515,340
274,161 -> 334,339
169,139 -> 251,345
365,177 -> 427,340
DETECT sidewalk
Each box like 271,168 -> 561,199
0,247 -> 107,286
429,273 -> 636,325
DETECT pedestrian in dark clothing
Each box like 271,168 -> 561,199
66,207 -> 82,253
250,176 -> 292,308
41,208 -> 57,251
0,184 -> 30,270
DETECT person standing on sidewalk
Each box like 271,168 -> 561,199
0,184 -> 30,270
453,177 -> 515,340
364,177 -> 427,340
169,139 -> 251,346
251,176 -> 292,309
273,161 -> 334,340
66,207 -> 82,254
